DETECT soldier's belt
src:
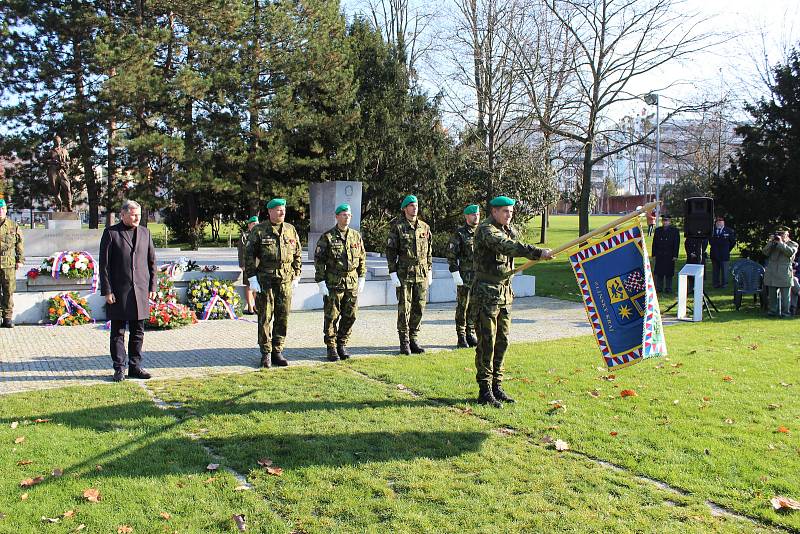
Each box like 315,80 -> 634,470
474,272 -> 511,283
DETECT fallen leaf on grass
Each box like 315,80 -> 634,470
265,466 -> 283,476
206,463 -> 219,471
610,431 -> 618,436
203,477 -> 217,484
82,488 -> 101,503
725,419 -> 734,425
117,526 -> 133,533
768,403 -> 782,410
159,512 -> 171,520
63,510 -> 75,519
232,514 -> 247,532
780,382 -> 792,387
702,396 -> 711,401
256,458 -> 273,467
234,485 -> 252,491
588,390 -> 600,398
396,384 -> 408,391
540,435 -> 554,444
10,421 -> 18,429
17,459 -> 33,466
20,476 -> 45,488
777,427 -> 790,434
495,427 -> 516,436
20,493 -> 29,500
749,344 -> 758,350
74,525 -> 86,532
33,419 -> 51,424
554,439 -> 569,451
51,468 -> 63,477
95,465 -> 103,471
770,496 -> 800,511
601,374 -> 616,381
673,400 -> 680,405
14,437 -> 25,444
41,517 -> 60,523
723,376 -> 733,382
620,389 -> 637,397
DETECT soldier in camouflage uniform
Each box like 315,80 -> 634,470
0,199 -> 24,328
386,194 -> 433,355
447,204 -> 480,348
244,198 -> 302,368
314,203 -> 367,361
472,196 -> 553,407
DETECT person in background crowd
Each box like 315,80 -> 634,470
709,216 -> 737,289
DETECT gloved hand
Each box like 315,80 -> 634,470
390,272 -> 401,288
427,270 -> 434,286
451,271 -> 464,286
248,276 -> 261,293
292,277 -> 300,289
358,277 -> 366,293
318,281 -> 329,297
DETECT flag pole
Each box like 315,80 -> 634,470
511,201 -> 660,276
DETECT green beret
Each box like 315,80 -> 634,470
400,194 -> 418,209
247,216 -> 259,224
266,198 -> 286,210
489,196 -> 515,207
335,203 -> 351,215
463,204 -> 479,215
0,199 -> 6,208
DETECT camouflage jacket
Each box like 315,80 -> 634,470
314,226 -> 367,290
0,217 -> 24,269
386,216 -> 432,283
472,215 -> 543,306
446,224 -> 477,283
244,221 -> 302,284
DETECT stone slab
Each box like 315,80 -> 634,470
22,229 -> 105,256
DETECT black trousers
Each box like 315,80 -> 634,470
110,319 -> 146,370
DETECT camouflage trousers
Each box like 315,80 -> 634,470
323,287 -> 359,348
474,303 -> 511,388
0,267 -> 15,319
396,280 -> 427,341
454,284 -> 476,336
255,280 -> 293,355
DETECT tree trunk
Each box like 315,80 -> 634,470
579,142 -> 593,235
539,210 -> 548,243
72,28 -> 99,227
246,0 -> 262,215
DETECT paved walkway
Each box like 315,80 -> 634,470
0,297 -> 590,395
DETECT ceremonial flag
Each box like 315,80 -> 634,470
569,221 -> 667,370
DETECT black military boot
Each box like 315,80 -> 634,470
457,333 -> 469,348
409,340 -> 426,354
326,346 -> 340,362
260,354 -> 272,368
492,383 -> 516,403
477,385 -> 502,408
1,318 -> 12,328
271,351 -> 289,367
399,337 -> 411,355
336,345 -> 351,360
466,331 -> 478,347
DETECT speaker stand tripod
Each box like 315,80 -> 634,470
664,288 -> 719,319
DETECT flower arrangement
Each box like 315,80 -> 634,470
146,272 -> 196,329
187,276 -> 242,320
26,269 -> 39,280
38,251 -> 95,280
47,292 -> 92,326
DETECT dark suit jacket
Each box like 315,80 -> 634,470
99,223 -> 157,321
709,226 -> 736,261
651,225 -> 680,276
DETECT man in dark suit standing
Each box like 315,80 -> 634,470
99,200 -> 158,382
651,214 -> 680,293
709,216 -> 736,288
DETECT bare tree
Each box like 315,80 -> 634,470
537,0 -> 722,234
441,0 -> 528,201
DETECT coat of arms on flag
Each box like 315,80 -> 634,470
569,222 -> 667,370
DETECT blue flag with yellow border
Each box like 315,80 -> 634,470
569,221 -> 667,370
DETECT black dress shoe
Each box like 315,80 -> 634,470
466,332 -> 478,347
271,352 -> 289,366
336,345 -> 351,360
127,367 -> 152,379
113,369 -> 125,382
409,340 -> 426,354
326,346 -> 340,362
1,318 -> 12,328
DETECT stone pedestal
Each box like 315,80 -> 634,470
45,211 -> 81,230
308,181 -> 362,252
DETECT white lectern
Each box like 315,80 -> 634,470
677,263 -> 705,322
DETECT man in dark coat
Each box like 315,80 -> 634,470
709,216 -> 736,288
99,200 -> 158,382
651,214 -> 680,293
684,234 -> 708,291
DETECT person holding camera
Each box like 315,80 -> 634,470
762,227 -> 798,318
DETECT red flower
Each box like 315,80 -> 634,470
27,269 -> 40,279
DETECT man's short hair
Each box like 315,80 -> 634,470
121,199 -> 141,213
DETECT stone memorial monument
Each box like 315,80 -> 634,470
308,181 -> 362,253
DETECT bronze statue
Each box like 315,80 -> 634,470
47,135 -> 72,212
